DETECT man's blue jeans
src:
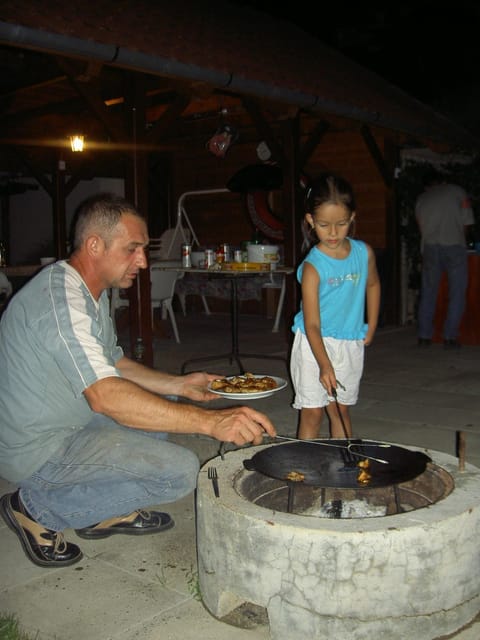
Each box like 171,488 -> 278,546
418,244 -> 468,340
18,416 -> 200,531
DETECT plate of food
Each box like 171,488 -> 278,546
208,373 -> 288,399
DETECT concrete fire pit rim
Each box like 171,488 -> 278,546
199,444 -> 479,533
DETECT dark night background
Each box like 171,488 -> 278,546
233,0 -> 480,137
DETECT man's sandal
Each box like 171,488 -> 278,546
75,509 -> 174,539
0,491 -> 82,568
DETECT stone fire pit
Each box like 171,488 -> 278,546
196,444 -> 480,640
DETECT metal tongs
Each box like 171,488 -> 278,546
331,380 -> 388,464
330,383 -> 356,464
218,377 -> 390,464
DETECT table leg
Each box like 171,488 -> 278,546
181,279 -> 243,374
232,279 -> 287,367
181,275 -> 287,375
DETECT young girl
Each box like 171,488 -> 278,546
290,173 -> 380,439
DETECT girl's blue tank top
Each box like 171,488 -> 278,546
291,238 -> 369,340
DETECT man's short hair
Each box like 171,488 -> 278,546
71,193 -> 143,250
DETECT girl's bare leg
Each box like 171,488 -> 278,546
326,402 -> 352,438
297,407 -> 325,439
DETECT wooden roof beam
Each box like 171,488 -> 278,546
55,57 -> 127,143
298,120 -> 330,168
241,96 -> 287,167
147,92 -> 192,145
360,124 -> 393,189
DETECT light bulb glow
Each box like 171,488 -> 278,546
70,135 -> 85,152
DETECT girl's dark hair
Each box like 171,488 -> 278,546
302,173 -> 356,251
304,173 -> 356,214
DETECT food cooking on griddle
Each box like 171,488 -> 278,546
356,458 -> 372,484
285,470 -> 305,482
357,459 -> 370,469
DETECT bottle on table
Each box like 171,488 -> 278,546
215,246 -> 225,264
181,243 -> 192,268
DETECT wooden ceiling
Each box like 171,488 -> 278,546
1,0 -> 478,189
3,58 -> 313,198
0,46 -> 240,177
1,1 -> 477,156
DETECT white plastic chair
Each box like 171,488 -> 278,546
109,287 -> 130,334
149,228 -> 210,314
150,260 -> 184,343
110,261 -> 184,343
0,272 -> 12,299
149,228 -> 191,261
0,272 -> 12,314
150,228 -> 210,316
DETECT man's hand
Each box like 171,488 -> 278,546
177,371 -> 223,402
209,406 -> 276,446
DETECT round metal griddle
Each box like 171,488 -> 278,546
243,440 -> 432,488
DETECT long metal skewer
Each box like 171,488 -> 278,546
272,435 -> 389,464
331,387 -> 350,438
330,387 -> 355,463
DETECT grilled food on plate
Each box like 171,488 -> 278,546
210,372 -> 277,393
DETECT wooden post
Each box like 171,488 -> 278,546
0,193 -> 10,262
281,117 -> 302,335
124,80 -> 154,366
52,154 -> 67,259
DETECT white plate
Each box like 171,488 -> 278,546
208,375 -> 288,400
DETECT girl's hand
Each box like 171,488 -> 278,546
319,362 -> 337,396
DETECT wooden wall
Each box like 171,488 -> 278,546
170,126 -> 390,255
304,130 -> 388,250
169,143 -> 258,252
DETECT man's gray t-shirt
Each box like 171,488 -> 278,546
0,261 -> 123,482
415,183 -> 474,247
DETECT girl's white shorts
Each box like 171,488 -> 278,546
290,329 -> 364,409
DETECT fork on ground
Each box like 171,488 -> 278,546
208,466 -> 220,497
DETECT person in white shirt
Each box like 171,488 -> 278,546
415,169 -> 474,348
